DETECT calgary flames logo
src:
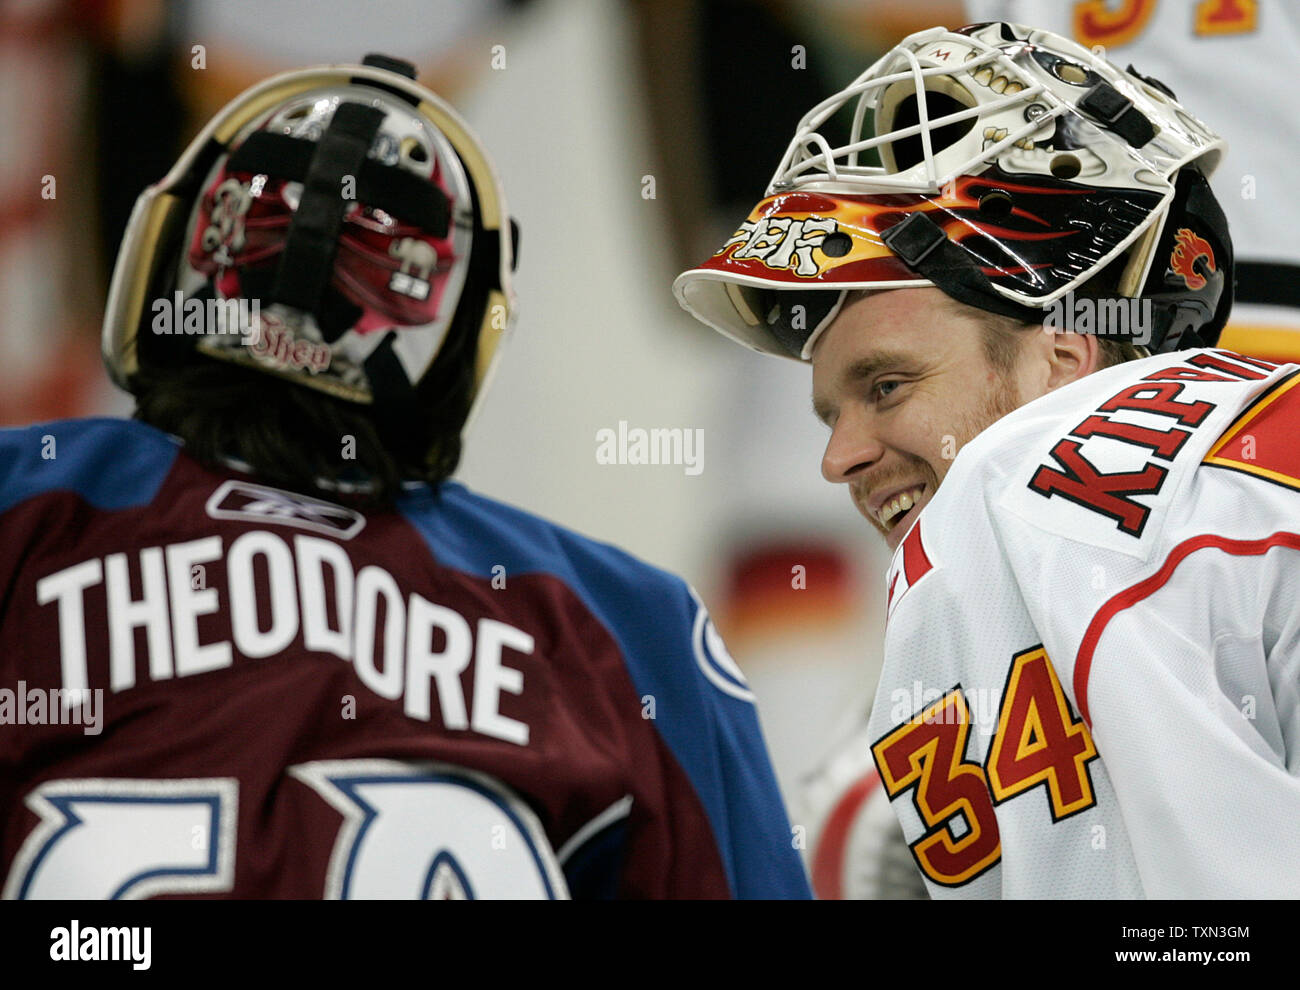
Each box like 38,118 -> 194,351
1170,228 -> 1215,291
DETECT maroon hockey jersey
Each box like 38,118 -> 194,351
0,418 -> 810,899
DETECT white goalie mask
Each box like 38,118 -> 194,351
674,22 -> 1232,359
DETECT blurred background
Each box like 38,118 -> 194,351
4,0 -> 1295,897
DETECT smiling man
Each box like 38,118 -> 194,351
813,288 -> 1030,547
812,286 -> 1143,548
675,22 -> 1300,897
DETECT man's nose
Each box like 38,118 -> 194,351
821,408 -> 884,484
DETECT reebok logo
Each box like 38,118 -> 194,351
205,481 -> 365,539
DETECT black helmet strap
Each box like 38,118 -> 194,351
266,100 -> 426,421
881,211 -> 1052,325
269,101 -> 385,317
881,164 -> 1232,352
226,131 -> 450,237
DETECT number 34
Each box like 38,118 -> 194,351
871,647 -> 1099,887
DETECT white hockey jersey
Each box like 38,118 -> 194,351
865,348 -> 1300,898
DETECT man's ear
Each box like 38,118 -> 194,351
1045,331 -> 1100,391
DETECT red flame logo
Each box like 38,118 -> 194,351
1170,228 -> 1215,291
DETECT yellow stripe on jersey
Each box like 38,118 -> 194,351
1216,324 -> 1300,364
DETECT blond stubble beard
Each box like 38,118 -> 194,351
858,371 -> 1024,541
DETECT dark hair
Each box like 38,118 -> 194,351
131,296 -> 481,509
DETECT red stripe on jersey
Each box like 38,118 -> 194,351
902,519 -> 933,585
1204,369 -> 1300,490
810,769 -> 882,900
1074,532 -> 1300,725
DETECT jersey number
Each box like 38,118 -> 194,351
872,690 -> 1002,886
1073,0 -> 1257,45
871,648 -> 1099,887
5,760 -> 568,899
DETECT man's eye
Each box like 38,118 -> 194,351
873,380 -> 902,400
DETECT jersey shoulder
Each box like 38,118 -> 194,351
398,481 -> 752,701
0,417 -> 180,516
399,486 -> 780,897
931,348 -> 1295,561
405,480 -> 690,601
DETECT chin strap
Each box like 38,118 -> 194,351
362,330 -> 425,462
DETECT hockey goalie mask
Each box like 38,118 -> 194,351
673,22 -> 1233,359
103,55 -> 517,434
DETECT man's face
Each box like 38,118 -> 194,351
811,287 -> 1024,551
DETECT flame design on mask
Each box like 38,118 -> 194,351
1170,227 -> 1215,291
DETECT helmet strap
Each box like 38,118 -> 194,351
269,101 -> 385,316
883,168 -> 1232,352
881,212 -> 1045,324
226,131 -> 449,236
363,330 -> 424,459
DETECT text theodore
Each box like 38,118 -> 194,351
35,533 -> 534,745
